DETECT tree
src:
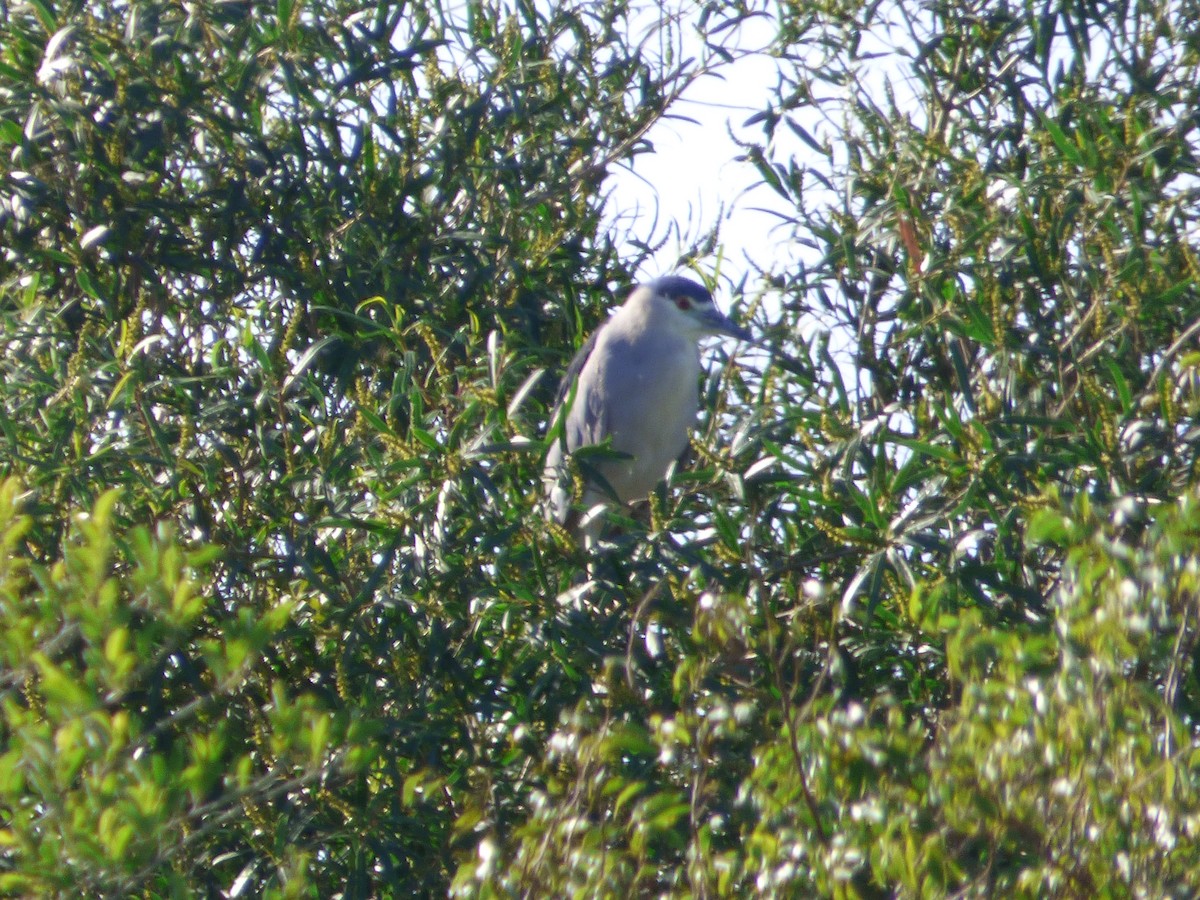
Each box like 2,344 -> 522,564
1,0 -> 1199,896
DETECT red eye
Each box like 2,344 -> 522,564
675,296 -> 691,310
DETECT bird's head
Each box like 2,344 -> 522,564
636,275 -> 754,342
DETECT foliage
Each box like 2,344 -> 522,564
2,0 -> 1200,896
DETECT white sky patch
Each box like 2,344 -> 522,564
603,11 -> 803,290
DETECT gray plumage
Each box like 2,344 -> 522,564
543,276 -> 751,537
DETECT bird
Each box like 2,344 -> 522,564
543,275 -> 752,544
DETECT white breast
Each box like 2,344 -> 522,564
585,320 -> 700,503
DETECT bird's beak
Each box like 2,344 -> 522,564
704,308 -> 755,342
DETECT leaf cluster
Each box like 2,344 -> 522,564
2,0 -> 1200,896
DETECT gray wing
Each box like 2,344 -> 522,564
543,324 -> 607,524
548,324 -> 607,448
552,326 -> 599,408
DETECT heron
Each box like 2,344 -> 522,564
543,275 -> 752,545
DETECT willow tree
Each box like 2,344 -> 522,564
0,0 -> 759,894
3,0 -> 1200,896
481,0 -> 1200,895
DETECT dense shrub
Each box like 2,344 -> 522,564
2,0 -> 1200,895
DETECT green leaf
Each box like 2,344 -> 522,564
411,427 -> 440,451
1104,359 -> 1132,415
0,119 -> 22,145
75,268 -> 99,299
891,435 -> 959,463
1040,113 -> 1082,166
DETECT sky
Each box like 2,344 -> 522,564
425,2 -> 841,311
602,3 -> 927,310
603,9 -> 802,298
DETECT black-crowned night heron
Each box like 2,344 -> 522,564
543,275 -> 752,543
